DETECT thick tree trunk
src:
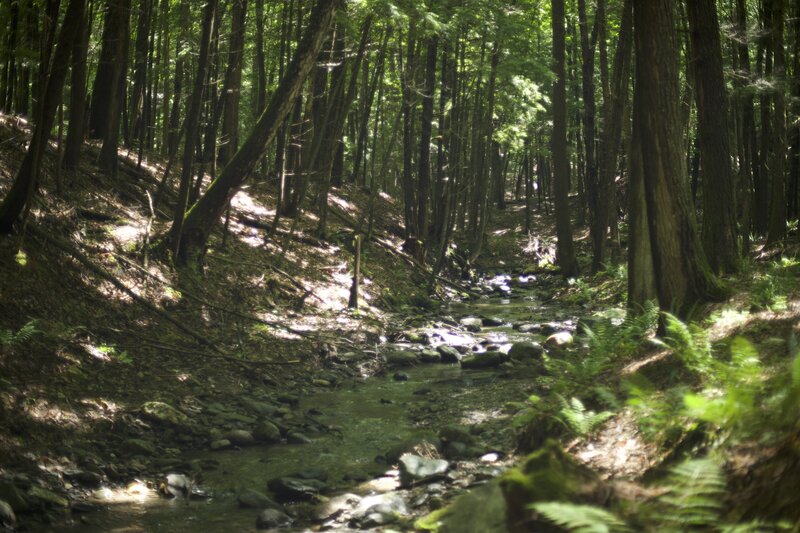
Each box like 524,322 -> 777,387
633,0 -> 726,316
0,0 -> 86,233
97,0 -> 131,173
64,4 -> 91,170
89,0 -> 130,140
173,0 -> 342,267
551,0 -> 579,277
627,80 -> 656,310
687,0 -> 740,272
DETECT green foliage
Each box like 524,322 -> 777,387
531,457 -> 787,532
653,458 -> 726,529
531,502 -> 630,533
0,320 -> 39,348
556,395 -> 613,436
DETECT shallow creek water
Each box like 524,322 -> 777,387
49,275 -> 581,532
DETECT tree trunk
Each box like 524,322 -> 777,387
64,4 -> 91,170
0,0 -> 86,233
593,0 -> 632,271
219,0 -> 248,167
97,0 -> 131,173
766,0 -> 787,244
173,0 -> 342,267
128,0 -> 153,146
633,0 -> 726,316
686,0 -> 740,272
551,0 -> 579,277
416,35 -> 438,260
89,0 -> 130,140
169,0 -> 217,257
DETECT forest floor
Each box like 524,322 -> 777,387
1,112 -> 800,532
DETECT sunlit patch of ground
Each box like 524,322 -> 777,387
569,408 -> 659,480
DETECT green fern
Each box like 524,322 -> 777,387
0,320 -> 39,347
531,502 -> 630,533
655,458 -> 726,529
557,395 -> 613,436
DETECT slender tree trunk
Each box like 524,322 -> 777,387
766,0 -> 787,244
128,0 -> 153,146
400,28 -> 418,243
551,0 -> 579,277
173,0 -> 342,267
219,0 -> 248,167
169,0 -> 217,257
687,0 -> 740,272
593,0 -> 632,271
416,35 -> 438,260
0,0 -> 86,233
64,4 -> 91,170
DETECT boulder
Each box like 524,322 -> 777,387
398,454 -> 449,486
0,483 -> 29,513
209,439 -> 231,451
481,316 -> 505,327
544,331 -> 574,351
419,349 -> 442,363
140,401 -> 189,427
252,421 -> 282,444
256,508 -> 292,529
313,493 -> 362,521
459,317 -> 482,332
352,493 -> 409,527
508,341 -> 544,360
267,477 -> 326,501
287,432 -> 312,444
224,429 -> 256,446
384,350 -> 419,367
0,500 -> 15,526
437,345 -> 463,363
238,488 -> 280,509
123,438 -> 158,456
28,486 -> 69,508
515,323 -> 541,334
460,351 -> 509,369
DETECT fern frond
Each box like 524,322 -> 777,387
656,457 -> 726,529
0,320 -> 39,347
531,502 -> 629,533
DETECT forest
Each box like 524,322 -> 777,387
0,0 -> 799,531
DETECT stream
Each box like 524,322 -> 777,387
47,273 -> 586,532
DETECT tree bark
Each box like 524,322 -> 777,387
687,0 -> 740,272
593,0 -> 632,271
766,0 -> 787,244
416,35 -> 438,260
169,0 -> 217,258
633,0 -> 726,316
172,0 -> 342,267
551,0 -> 579,277
0,0 -> 86,233
64,4 -> 91,170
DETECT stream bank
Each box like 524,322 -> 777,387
4,271 -> 590,532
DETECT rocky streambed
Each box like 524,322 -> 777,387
2,272 -> 594,532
